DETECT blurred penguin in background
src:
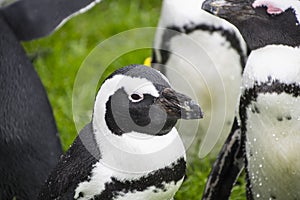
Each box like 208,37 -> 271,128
151,0 -> 248,158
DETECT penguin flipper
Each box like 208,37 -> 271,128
202,118 -> 244,200
38,123 -> 101,199
0,0 -> 100,41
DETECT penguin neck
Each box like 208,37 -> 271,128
92,117 -> 186,173
243,44 -> 300,90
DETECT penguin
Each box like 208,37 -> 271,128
38,65 -> 203,200
202,0 -> 300,199
151,0 -> 248,157
0,0 -> 99,199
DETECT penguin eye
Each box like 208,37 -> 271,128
129,93 -> 144,102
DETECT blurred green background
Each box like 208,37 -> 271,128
23,0 -> 246,199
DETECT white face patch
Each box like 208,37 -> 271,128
252,0 -> 300,23
93,75 -> 159,138
120,76 -> 160,99
94,75 -> 159,115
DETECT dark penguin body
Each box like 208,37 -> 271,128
0,0 -> 99,199
202,0 -> 300,199
38,124 -> 99,200
151,0 -> 248,157
0,0 -> 100,41
0,13 -> 62,199
38,65 -> 203,200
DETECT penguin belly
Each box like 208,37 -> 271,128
73,160 -> 185,200
245,93 -> 300,199
163,30 -> 242,155
73,128 -> 187,200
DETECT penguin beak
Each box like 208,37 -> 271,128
157,88 -> 203,120
202,0 -> 255,22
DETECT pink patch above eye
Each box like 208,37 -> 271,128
252,1 -> 284,15
266,4 -> 284,14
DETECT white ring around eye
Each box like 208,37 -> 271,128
129,93 -> 144,102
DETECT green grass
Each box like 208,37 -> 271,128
23,0 -> 246,199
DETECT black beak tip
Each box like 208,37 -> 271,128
159,88 -> 204,120
182,100 -> 204,120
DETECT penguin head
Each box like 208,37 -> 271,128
93,65 -> 203,137
202,0 -> 300,50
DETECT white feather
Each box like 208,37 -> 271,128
153,0 -> 247,157
245,93 -> 300,199
243,45 -> 300,89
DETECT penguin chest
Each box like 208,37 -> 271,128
163,30 -> 243,155
165,30 -> 242,111
73,157 -> 186,200
245,93 -> 300,199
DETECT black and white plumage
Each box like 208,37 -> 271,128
151,0 -> 248,157
202,0 -> 300,199
0,1 -> 100,199
38,65 -> 203,200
